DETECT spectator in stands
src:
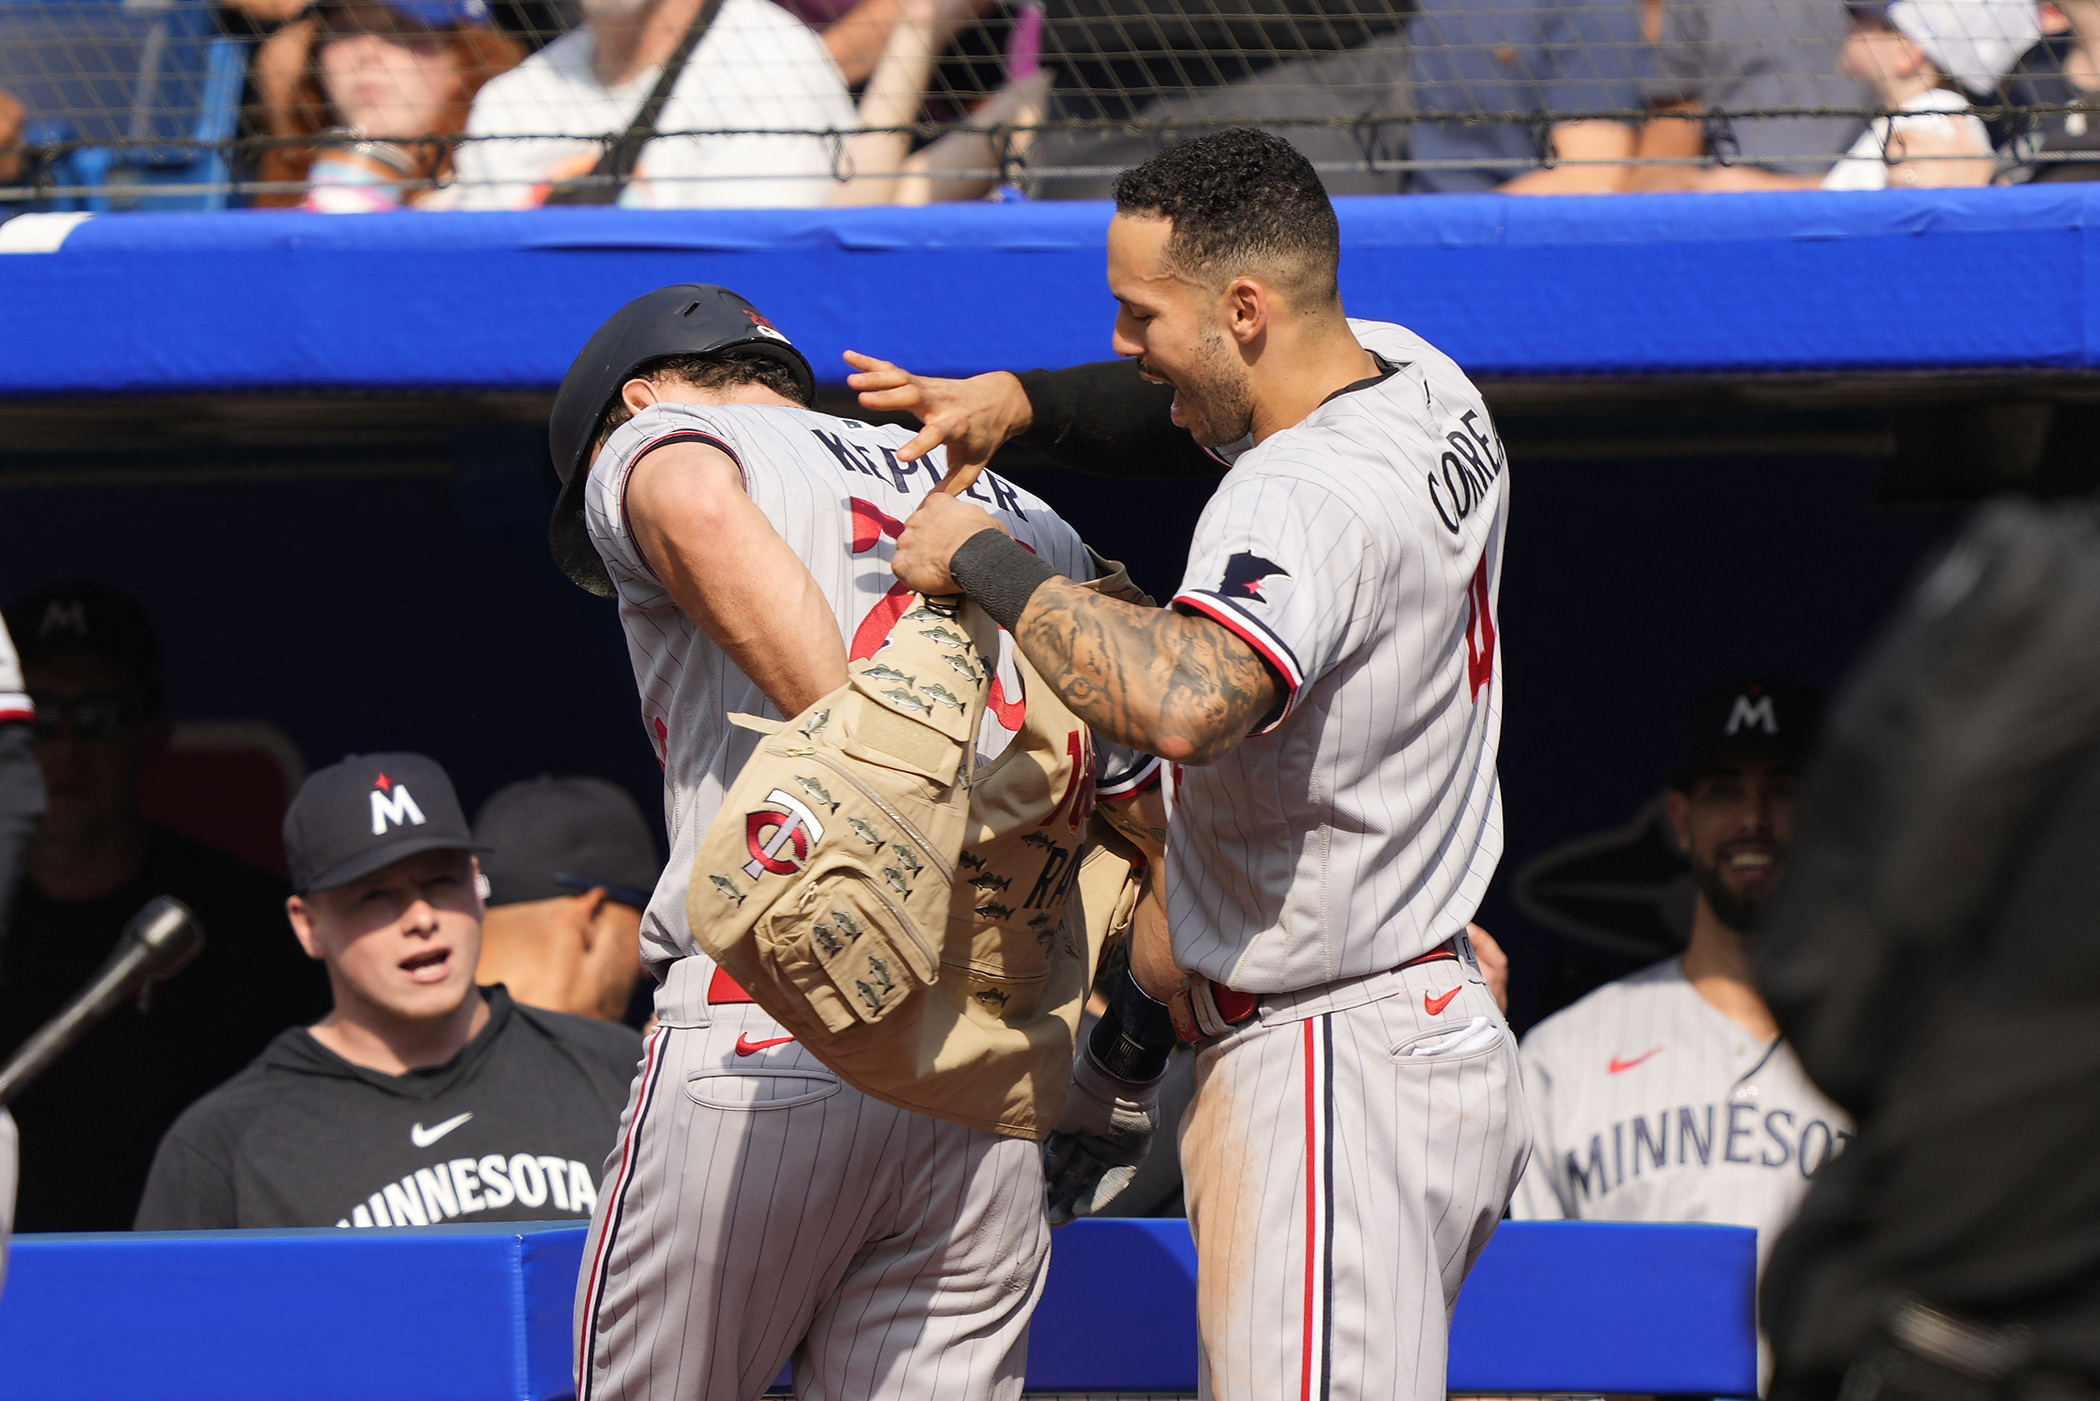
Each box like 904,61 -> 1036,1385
801,0 -> 967,87
1022,0 -> 1412,198
0,85 -> 22,190
1627,0 -> 1870,192
2003,0 -> 2097,177
135,753 -> 640,1230
1406,0 -> 1651,194
0,585 -> 328,1232
250,0 -> 525,210
471,775 -> 659,1023
1511,678 -> 1850,1389
452,0 -> 855,208
1697,0 -> 2035,190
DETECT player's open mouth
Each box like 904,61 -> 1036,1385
400,948 -> 451,983
1722,848 -> 1779,882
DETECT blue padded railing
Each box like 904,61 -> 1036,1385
0,191 -> 2096,394
0,1218 -> 1758,1400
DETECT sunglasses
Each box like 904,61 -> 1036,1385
31,693 -> 149,742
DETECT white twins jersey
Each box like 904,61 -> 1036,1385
1511,958 -> 1854,1261
1167,318 -> 1507,994
584,402 -> 1148,972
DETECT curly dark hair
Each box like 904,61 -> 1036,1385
1111,128 -> 1341,307
589,349 -> 813,461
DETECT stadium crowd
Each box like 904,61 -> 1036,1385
0,0 -> 2095,206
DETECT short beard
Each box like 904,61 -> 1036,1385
1690,854 -> 1769,937
1164,328 -> 1253,449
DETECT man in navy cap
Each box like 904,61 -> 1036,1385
472,775 -> 662,1023
1510,677 -> 1852,1392
134,753 -> 641,1231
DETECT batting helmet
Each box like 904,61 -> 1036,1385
547,284 -> 818,596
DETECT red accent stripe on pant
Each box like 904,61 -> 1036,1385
576,1024 -> 670,1397
1300,1017 -> 1332,1401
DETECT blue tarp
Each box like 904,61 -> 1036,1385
0,1218 -> 1758,1397
1,186 -> 2095,395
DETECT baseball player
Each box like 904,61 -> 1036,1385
546,284 -> 1159,1401
881,128 -> 1528,1401
1512,678 -> 1854,1391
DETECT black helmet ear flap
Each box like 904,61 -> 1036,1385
549,472 -> 615,597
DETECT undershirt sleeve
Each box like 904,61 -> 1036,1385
1012,362 -> 1223,479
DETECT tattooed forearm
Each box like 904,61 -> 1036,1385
1013,578 -> 1280,765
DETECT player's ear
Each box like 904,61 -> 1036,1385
620,377 -> 660,415
1223,277 -> 1266,348
285,895 -> 326,962
1664,789 -> 1692,850
575,887 -> 610,951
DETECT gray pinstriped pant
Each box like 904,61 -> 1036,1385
1181,956 -> 1528,1401
575,975 -> 1049,1401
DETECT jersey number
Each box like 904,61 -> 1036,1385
1464,556 -> 1496,702
847,497 -> 1028,730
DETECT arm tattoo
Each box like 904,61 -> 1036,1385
1014,578 -> 1281,766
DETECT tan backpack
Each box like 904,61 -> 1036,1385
685,574 -> 1146,1140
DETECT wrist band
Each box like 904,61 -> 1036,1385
1086,967 -> 1177,1083
949,529 -> 1061,633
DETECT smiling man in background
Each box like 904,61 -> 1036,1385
1511,678 -> 1852,1391
135,752 -> 640,1231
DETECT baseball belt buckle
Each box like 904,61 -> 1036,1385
1186,978 -> 1260,1041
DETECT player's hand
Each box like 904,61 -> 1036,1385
1042,1050 -> 1162,1225
843,351 -> 1033,498
1468,923 -> 1509,1016
892,492 -> 1005,594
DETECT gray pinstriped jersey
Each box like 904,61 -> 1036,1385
1511,957 -> 1853,1260
1166,319 -> 1508,994
583,402 -> 1151,973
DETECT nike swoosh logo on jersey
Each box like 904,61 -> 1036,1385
1609,1047 -> 1664,1074
1424,986 -> 1462,1016
735,1033 -> 796,1056
410,1112 -> 472,1147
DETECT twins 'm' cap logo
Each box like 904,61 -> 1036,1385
1220,552 -> 1289,602
1724,688 -> 1780,738
743,788 -> 825,879
369,772 -> 429,836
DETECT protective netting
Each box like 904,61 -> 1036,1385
0,0 -> 2092,209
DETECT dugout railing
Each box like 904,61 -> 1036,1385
0,1218 -> 1759,1398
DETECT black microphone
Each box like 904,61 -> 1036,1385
0,897 -> 205,1107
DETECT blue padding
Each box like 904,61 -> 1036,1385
0,1222 -> 587,1401
1028,1217 -> 1202,1391
1024,1218 -> 1757,1395
1,187 -> 2097,395
0,1218 -> 1756,1397
1449,1221 -> 1760,1395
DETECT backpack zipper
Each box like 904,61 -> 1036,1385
846,871 -> 937,973
790,749 -> 957,886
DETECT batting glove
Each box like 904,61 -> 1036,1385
1043,969 -> 1176,1225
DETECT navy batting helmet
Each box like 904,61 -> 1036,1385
547,284 -> 817,596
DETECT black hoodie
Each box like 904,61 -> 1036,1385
134,986 -> 641,1231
